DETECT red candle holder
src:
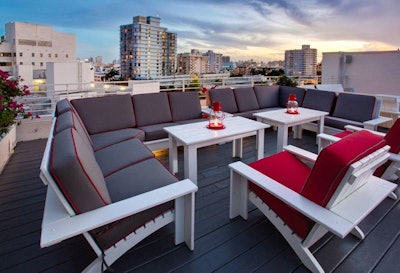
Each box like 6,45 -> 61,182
207,101 -> 226,129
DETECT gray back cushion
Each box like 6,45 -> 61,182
233,87 -> 260,112
279,86 -> 305,107
54,110 -> 93,148
208,88 -> 238,113
302,89 -> 336,113
332,93 -> 376,122
132,92 -> 173,126
254,85 -> 280,108
56,99 -> 73,116
168,91 -> 202,121
71,94 -> 136,134
50,128 -> 111,214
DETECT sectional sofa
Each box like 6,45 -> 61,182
39,91 -> 201,271
208,85 -> 389,134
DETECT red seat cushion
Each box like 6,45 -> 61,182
334,130 -> 352,138
249,151 -> 314,239
302,130 -> 386,207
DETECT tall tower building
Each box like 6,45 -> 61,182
204,50 -> 222,73
284,45 -> 317,77
120,16 -> 177,80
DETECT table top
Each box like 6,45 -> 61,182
164,116 -> 270,145
253,107 -> 329,126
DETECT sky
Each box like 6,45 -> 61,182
0,0 -> 399,63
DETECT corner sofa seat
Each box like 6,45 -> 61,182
209,85 -> 387,133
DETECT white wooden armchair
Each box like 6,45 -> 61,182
229,130 -> 397,273
318,118 -> 400,182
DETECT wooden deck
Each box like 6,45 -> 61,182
1,128 -> 399,273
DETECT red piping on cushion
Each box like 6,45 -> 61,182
50,128 -> 109,214
103,155 -> 154,178
93,131 -> 145,152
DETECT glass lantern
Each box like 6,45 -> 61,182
286,93 -> 299,114
207,101 -> 225,129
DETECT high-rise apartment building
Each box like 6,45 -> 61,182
284,45 -> 317,77
0,22 -> 76,82
120,16 -> 177,79
177,49 -> 210,75
204,50 -> 222,73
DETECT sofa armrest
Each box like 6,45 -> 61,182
41,179 -> 198,247
363,116 -> 392,130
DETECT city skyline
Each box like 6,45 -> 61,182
1,0 -> 398,63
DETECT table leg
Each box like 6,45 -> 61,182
276,125 -> 288,152
184,145 -> 198,185
256,129 -> 265,159
317,116 -> 325,145
169,135 -> 178,174
232,138 -> 243,158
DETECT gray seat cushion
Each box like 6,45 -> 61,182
90,128 -> 145,151
208,88 -> 238,114
95,138 -> 154,177
325,116 -> 364,130
132,93 -> 173,127
302,89 -> 336,113
105,158 -> 178,202
254,85 -> 280,108
168,91 -> 202,121
138,122 -> 179,141
332,93 -> 376,122
233,87 -> 260,112
71,94 -> 136,134
50,128 -> 111,214
279,86 -> 305,108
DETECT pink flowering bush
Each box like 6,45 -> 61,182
0,69 -> 32,135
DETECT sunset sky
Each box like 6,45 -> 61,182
1,0 -> 398,63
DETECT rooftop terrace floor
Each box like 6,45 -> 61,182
1,128 -> 399,273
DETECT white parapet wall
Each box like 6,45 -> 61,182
16,116 -> 52,142
129,81 -> 160,94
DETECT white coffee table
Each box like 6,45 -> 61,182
165,116 -> 270,185
254,107 -> 328,152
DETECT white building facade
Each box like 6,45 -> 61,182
204,50 -> 223,73
285,45 -> 317,77
0,22 -> 78,85
321,50 -> 400,96
120,16 -> 177,80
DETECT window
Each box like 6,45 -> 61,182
19,52 -> 23,57
19,62 -> 23,65
32,62 -> 35,66
40,62 -> 43,67
66,54 -> 69,58
40,53 -> 43,57
55,53 -> 58,58
32,53 -> 35,57
48,53 -> 51,58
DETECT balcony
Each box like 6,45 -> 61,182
1,79 -> 399,272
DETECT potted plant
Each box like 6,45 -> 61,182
0,69 -> 32,172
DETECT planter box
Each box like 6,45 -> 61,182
0,124 -> 17,173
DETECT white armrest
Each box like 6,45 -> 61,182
283,145 -> 318,163
363,116 -> 392,130
343,125 -> 386,136
229,161 -> 355,238
41,179 -> 198,247
317,133 -> 341,143
389,152 -> 400,162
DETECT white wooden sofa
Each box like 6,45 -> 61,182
39,101 -> 198,272
229,130 -> 397,273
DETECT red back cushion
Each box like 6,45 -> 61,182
384,118 -> 400,154
302,130 -> 386,206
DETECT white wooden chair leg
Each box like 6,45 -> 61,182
351,226 -> 365,239
175,193 -> 195,250
229,170 -> 248,219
